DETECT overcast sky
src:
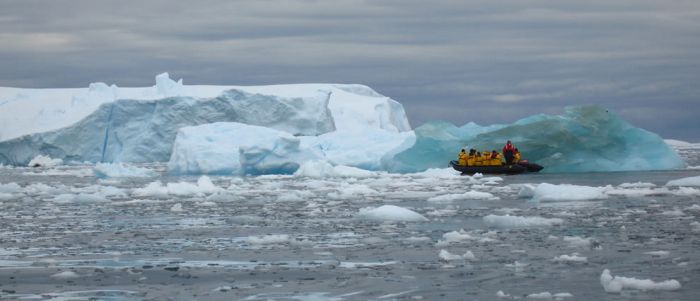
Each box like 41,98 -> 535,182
1,0 -> 699,140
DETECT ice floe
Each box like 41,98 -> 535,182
357,205 -> 428,222
600,269 -> 681,293
483,214 -> 564,228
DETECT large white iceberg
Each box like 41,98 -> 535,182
168,122 -> 319,175
0,74 -> 410,165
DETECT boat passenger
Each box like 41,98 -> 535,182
467,149 -> 476,166
503,140 -> 516,164
514,148 -> 521,163
482,151 -> 491,165
474,152 -> 483,166
458,149 -> 467,166
491,150 -> 502,166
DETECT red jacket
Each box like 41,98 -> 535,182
503,143 -> 515,153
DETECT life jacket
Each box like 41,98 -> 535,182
467,155 -> 476,166
514,152 -> 521,162
458,152 -> 467,166
491,153 -> 502,166
474,155 -> 482,166
503,143 -> 515,153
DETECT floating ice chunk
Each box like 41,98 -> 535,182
672,187 -> 700,196
661,208 -> 685,216
643,251 -> 670,257
532,183 -> 608,202
553,253 -> 587,263
526,292 -> 573,299
50,271 -> 80,279
247,234 -> 290,245
619,182 -> 656,188
0,193 -> 16,201
0,182 -> 21,194
562,236 -> 592,249
483,214 -> 563,228
410,168 -> 461,178
427,190 -> 497,203
666,175 -> 700,187
27,155 -> 63,167
93,163 -> 157,178
496,290 -> 511,298
293,160 -> 376,178
514,184 -> 536,198
357,205 -> 428,222
600,269 -> 681,293
133,176 -> 222,197
51,193 -> 108,203
438,249 -> 475,262
684,204 -> 700,211
170,203 -> 183,212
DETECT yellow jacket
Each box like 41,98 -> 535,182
458,152 -> 467,166
467,155 -> 476,166
474,155 -> 483,166
491,153 -> 502,166
514,152 -> 521,162
482,152 -> 491,165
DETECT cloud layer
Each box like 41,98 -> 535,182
1,0 -> 699,140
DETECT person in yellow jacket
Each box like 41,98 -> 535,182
514,148 -> 522,163
482,151 -> 491,166
474,152 -> 483,166
490,150 -> 502,166
457,149 -> 468,166
467,149 -> 476,166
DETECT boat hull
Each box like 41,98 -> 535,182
449,160 -> 527,175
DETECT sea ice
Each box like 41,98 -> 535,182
666,175 -> 700,187
438,249 -> 475,262
600,269 -> 681,293
293,160 -> 377,178
552,253 -> 588,263
427,190 -> 497,202
93,163 -> 157,178
531,183 -> 608,202
483,214 -> 564,228
357,205 -> 428,222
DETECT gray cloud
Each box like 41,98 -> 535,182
1,0 -> 699,140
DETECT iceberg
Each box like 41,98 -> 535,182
387,106 -> 684,173
168,122 -> 320,175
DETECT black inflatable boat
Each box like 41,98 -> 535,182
449,160 -> 543,175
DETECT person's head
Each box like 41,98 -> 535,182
492,150 -> 497,154
461,149 -> 465,152
477,152 -> 481,156
515,148 -> 519,152
507,140 -> 512,145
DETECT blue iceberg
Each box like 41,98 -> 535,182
386,106 -> 684,173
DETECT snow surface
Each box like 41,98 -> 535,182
600,269 -> 681,293
357,205 -> 428,222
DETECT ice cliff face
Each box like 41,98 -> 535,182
0,89 -> 334,164
388,106 -> 684,173
0,74 -> 411,165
